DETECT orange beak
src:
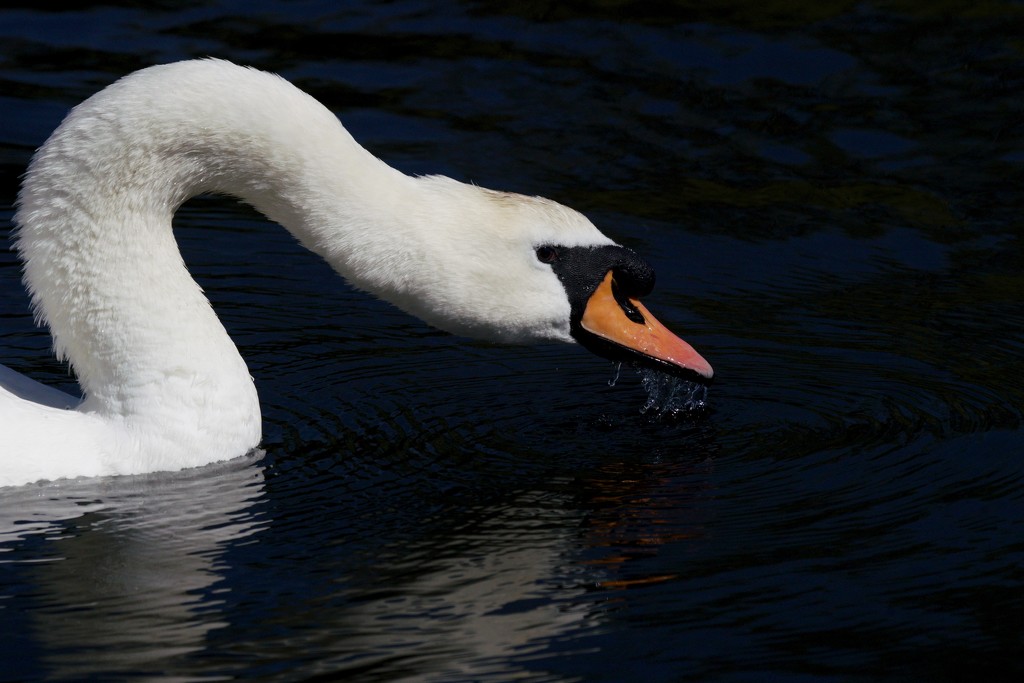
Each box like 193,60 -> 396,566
580,272 -> 713,380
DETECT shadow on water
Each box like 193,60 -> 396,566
1,0 -> 1024,681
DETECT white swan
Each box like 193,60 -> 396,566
1,59 -> 712,487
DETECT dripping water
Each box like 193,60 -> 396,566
636,366 -> 709,417
608,362 -> 623,387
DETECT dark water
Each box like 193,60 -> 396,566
2,1 -> 1023,680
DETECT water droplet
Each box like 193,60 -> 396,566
607,362 -> 622,387
636,366 -> 709,417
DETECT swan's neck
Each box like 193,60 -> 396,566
14,62 -> 414,456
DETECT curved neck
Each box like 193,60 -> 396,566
14,62 -> 411,436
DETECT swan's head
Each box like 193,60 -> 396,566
340,176 -> 713,382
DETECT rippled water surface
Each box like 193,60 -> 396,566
2,1 -> 1023,680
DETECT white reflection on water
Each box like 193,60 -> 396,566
0,455 -> 613,680
0,455 -> 267,678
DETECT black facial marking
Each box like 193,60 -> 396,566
537,244 -> 655,330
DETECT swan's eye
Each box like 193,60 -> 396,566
535,246 -> 558,264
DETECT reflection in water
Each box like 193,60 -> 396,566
578,457 -> 714,591
1,444 -> 717,680
1,456 -> 267,679
313,491 -> 600,680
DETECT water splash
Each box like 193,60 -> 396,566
607,362 -> 623,387
636,366 -> 709,417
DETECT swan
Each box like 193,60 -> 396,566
0,59 -> 712,488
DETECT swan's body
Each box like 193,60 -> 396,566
1,60 -> 711,488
